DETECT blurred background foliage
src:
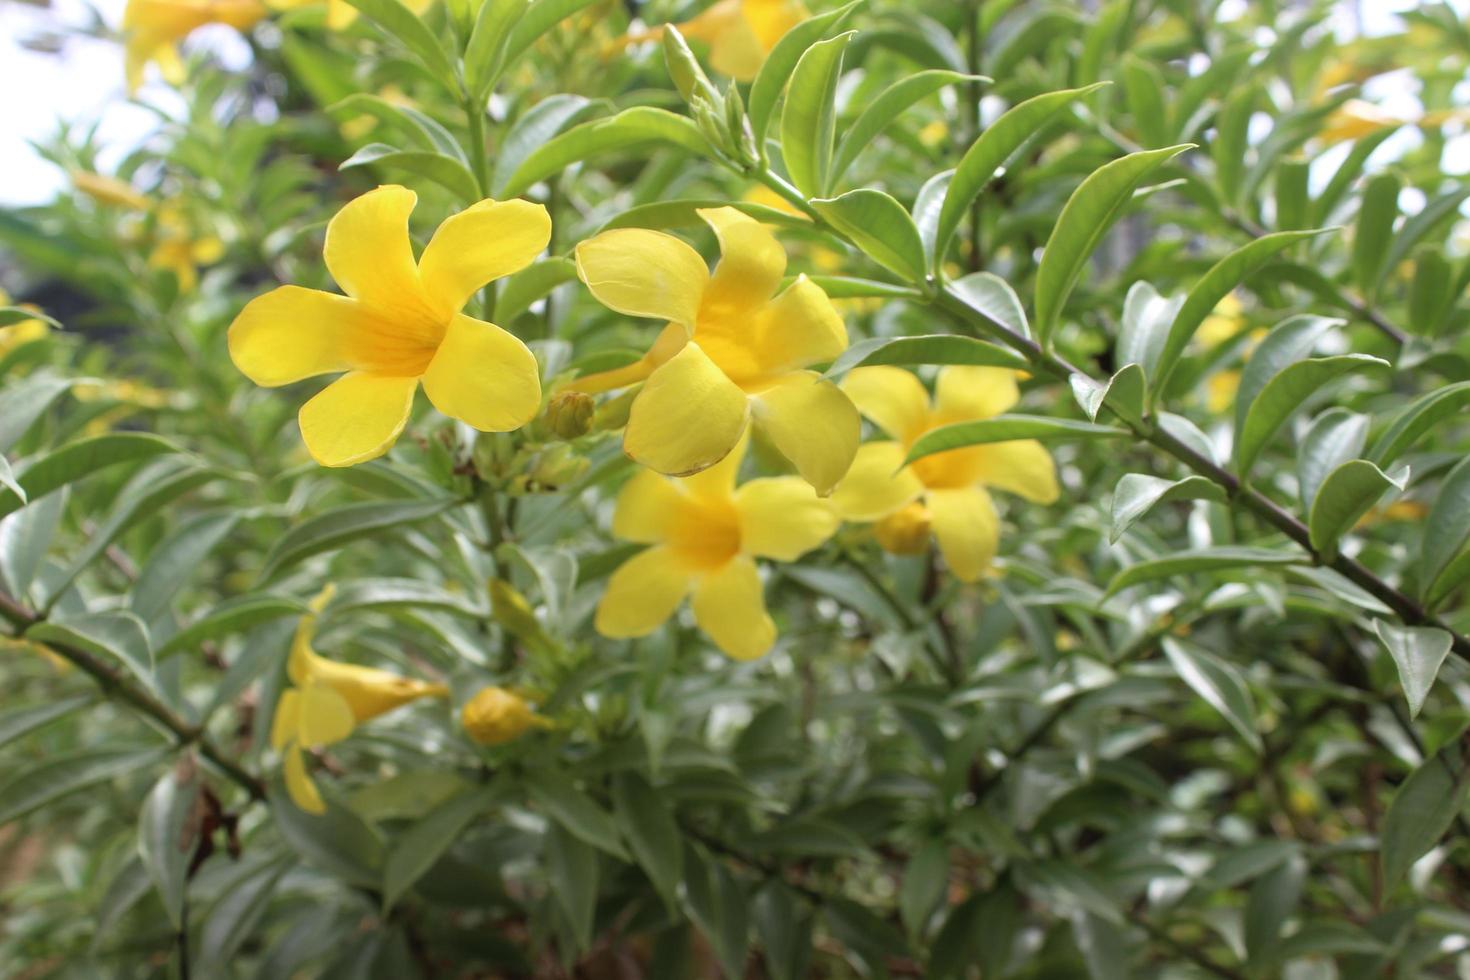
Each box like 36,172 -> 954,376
2,0 -> 1470,976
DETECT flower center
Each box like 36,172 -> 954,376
348,305 -> 446,377
669,494 -> 743,570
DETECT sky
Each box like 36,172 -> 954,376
0,0 -> 1460,208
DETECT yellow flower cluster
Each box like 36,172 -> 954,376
72,172 -> 224,293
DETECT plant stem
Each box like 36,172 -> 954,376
466,98 -> 491,199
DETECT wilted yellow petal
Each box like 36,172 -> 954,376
973,440 -> 1058,503
843,366 -> 930,443
624,342 -> 749,477
595,546 -> 691,638
749,372 -> 859,496
734,477 -> 838,560
298,372 -> 418,467
612,468 -> 687,543
322,185 -> 427,315
228,286 -> 363,386
830,441 -> 924,521
575,229 -> 709,325
691,556 -> 775,660
927,486 -> 999,583
298,682 -> 356,746
420,314 -> 540,432
699,206 -> 786,317
282,744 -> 326,814
419,198 -> 551,318
933,366 -> 1019,424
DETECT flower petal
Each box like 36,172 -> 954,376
699,206 -> 786,315
973,440 -> 1059,503
283,744 -> 326,814
323,185 -> 427,314
830,441 -> 924,521
270,689 -> 301,750
298,682 -> 357,746
419,198 -> 551,318
691,556 -> 775,660
612,468 -> 686,543
595,546 -> 691,638
933,366 -> 1019,423
565,322 -> 688,395
228,285 -> 362,386
842,366 -> 930,442
575,229 -> 709,325
735,477 -> 838,560
624,342 -> 749,477
420,314 -> 541,432
298,372 -> 418,467
752,274 -> 847,374
680,429 -> 749,501
927,486 -> 999,583
742,0 -> 808,48
750,371 -> 859,496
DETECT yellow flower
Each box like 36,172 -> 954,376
1206,370 -> 1241,415
621,0 -> 808,81
122,0 -> 266,93
272,586 -> 448,813
1193,293 -> 1244,349
228,185 -> 547,467
72,171 -> 150,211
596,434 -> 838,660
267,0 -> 430,32
571,207 -> 859,495
0,289 -> 50,358
148,204 -> 225,294
831,367 -> 1058,582
461,686 -> 552,746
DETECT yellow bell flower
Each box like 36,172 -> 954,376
122,0 -> 266,93
620,0 -> 808,81
571,207 -> 859,495
596,434 -> 838,660
830,367 -> 1059,582
72,171 -> 150,211
0,289 -> 50,358
228,185 -> 548,467
272,586 -> 448,813
461,686 -> 553,746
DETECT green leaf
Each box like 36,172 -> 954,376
1116,281 -> 1180,383
29,611 -> 154,688
1307,460 -> 1406,556
1352,171 -> 1401,298
1381,743 -> 1470,888
0,746 -> 168,825
682,845 -> 749,980
946,272 -> 1031,338
806,275 -> 920,300
824,897 -> 912,968
0,433 -> 179,522
913,169 -> 951,264
1153,230 -> 1331,401
781,32 -> 856,197
490,94 -> 595,196
0,376 -> 72,454
1233,314 -> 1341,435
1161,637 -> 1262,753
132,512 -> 240,623
158,594 -> 307,658
0,306 -> 61,329
0,694 -> 92,750
810,189 -> 926,282
1373,619 -> 1454,720
1244,854 -> 1307,963
824,334 -> 1028,380
1274,159 -> 1310,231
269,780 -> 385,888
1015,861 -> 1122,924
464,0 -> 528,101
1384,186 -> 1470,278
1069,363 -> 1145,424
524,769 -> 628,859
1409,245 -> 1455,336
1368,380 -> 1470,466
327,94 -> 463,158
258,498 -> 456,582
383,786 -> 495,911
495,257 -> 578,323
139,759 -> 200,929
199,858 -> 290,964
328,577 -> 486,618
1033,144 -> 1192,347
1104,547 -> 1301,597
1297,408 -> 1369,511
831,70 -> 981,185
501,107 -> 713,198
906,415 -> 1128,466
0,456 -> 22,504
340,143 -> 480,203
1212,85 -> 1254,205
341,0 -> 457,89
753,883 -> 812,980
611,771 -> 683,908
1420,455 -> 1470,598
1234,354 -> 1387,476
1120,53 -> 1168,147
502,0 -> 600,69
747,0 -> 862,154
545,820 -> 599,952
1109,473 -> 1227,544
601,198 -> 813,235
899,839 -> 948,938
930,882 -> 1019,979
0,486 -> 65,600
935,84 -> 1108,266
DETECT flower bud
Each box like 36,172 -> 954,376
663,25 -> 721,107
873,502 -> 932,556
545,389 -> 595,440
461,686 -> 552,746
528,444 -> 589,490
489,578 -> 549,650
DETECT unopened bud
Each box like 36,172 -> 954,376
461,686 -> 552,746
489,578 -> 548,649
545,389 -> 595,440
873,502 -> 932,556
663,26 -> 721,107
528,444 -> 589,491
